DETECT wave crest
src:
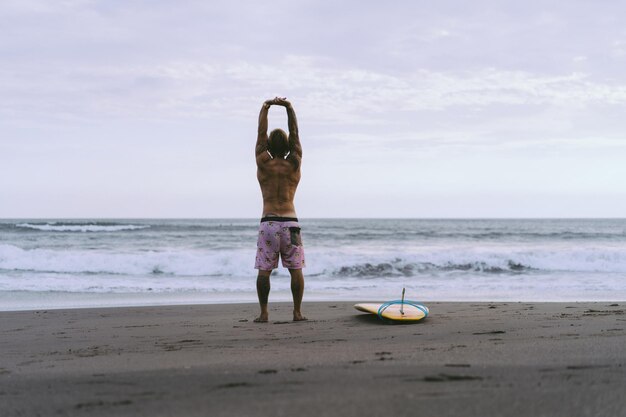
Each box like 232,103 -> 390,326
2,244 -> 626,279
15,222 -> 149,232
333,260 -> 531,277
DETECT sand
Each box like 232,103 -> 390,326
1,301 -> 625,416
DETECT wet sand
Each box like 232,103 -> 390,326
1,302 -> 625,416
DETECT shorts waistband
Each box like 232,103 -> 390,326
261,216 -> 299,223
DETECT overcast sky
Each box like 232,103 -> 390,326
1,0 -> 625,218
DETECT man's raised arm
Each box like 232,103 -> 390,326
255,100 -> 271,157
275,98 -> 302,159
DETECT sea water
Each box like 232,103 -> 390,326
1,219 -> 625,310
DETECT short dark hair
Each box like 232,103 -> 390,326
268,128 -> 289,157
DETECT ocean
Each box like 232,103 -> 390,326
1,219 -> 625,310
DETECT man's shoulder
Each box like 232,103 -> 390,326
286,153 -> 301,170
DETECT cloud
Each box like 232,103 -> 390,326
2,1 -> 626,217
3,55 -> 626,130
3,1 -> 626,131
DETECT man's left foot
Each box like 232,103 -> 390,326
254,312 -> 269,323
293,311 -> 308,321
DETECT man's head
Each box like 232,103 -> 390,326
268,128 -> 289,157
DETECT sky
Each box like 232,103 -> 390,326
1,0 -> 625,218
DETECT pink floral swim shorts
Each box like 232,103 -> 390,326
254,217 -> 305,271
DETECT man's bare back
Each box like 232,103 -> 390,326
253,97 -> 306,323
255,97 -> 302,217
257,158 -> 300,217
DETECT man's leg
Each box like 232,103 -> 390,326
288,268 -> 307,321
255,270 -> 272,323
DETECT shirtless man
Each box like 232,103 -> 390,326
254,97 -> 306,323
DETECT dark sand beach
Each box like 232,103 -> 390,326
1,302 -> 625,416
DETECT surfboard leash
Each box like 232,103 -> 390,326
376,299 -> 429,322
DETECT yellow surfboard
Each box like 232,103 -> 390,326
354,290 -> 429,322
354,302 -> 429,321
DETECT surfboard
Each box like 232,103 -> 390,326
354,301 -> 429,322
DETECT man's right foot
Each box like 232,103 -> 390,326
254,313 -> 269,323
293,311 -> 308,321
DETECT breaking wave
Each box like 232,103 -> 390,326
333,260 -> 531,277
2,244 -> 626,279
15,222 -> 150,232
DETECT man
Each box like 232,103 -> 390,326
254,96 -> 306,323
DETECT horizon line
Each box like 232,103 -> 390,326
2,217 -> 626,221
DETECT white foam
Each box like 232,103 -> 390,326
1,241 -> 626,304
305,244 -> 626,275
2,243 -> 626,279
0,244 -> 251,277
0,271 -> 624,311
15,223 -> 149,232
